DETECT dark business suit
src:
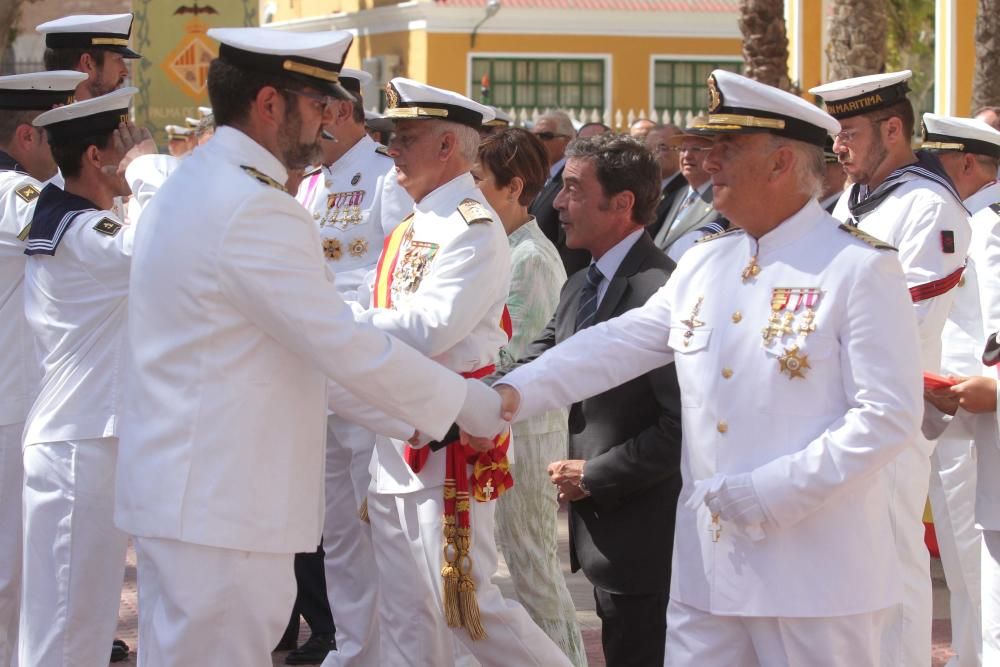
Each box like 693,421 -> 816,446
529,165 -> 593,276
505,232 -> 682,667
646,172 -> 688,241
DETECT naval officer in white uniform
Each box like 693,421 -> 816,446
361,77 -> 572,667
20,87 -> 143,667
114,29 -> 504,667
491,70 -> 923,666
921,114 -> 1000,666
295,67 -> 413,667
0,69 -> 85,667
811,71 -> 972,667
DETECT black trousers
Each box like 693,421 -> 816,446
284,543 -> 336,638
594,587 -> 669,667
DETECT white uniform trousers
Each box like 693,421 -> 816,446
368,486 -> 573,667
19,438 -> 128,667
0,423 -> 23,667
929,438 -> 982,667
981,530 -> 1000,664
664,598 -> 887,667
881,446 -> 934,667
134,536 -> 295,667
321,415 -> 379,667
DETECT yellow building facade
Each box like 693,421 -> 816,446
264,0 -> 981,120
264,0 -> 744,127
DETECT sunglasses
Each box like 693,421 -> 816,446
533,131 -> 569,141
285,88 -> 336,114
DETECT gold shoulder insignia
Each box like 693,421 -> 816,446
457,198 -> 493,225
16,223 -> 31,242
695,227 -> 742,244
375,145 -> 390,157
15,183 -> 40,203
93,217 -> 122,237
240,165 -> 287,193
838,223 -> 897,251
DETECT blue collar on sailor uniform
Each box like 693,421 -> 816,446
0,150 -> 26,174
24,183 -> 99,256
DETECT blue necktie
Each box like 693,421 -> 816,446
576,264 -> 604,331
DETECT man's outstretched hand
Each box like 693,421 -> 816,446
456,383 -> 522,450
494,383 -> 520,422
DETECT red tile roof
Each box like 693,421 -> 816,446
435,0 -> 736,10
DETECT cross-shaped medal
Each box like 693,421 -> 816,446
709,513 -> 722,542
741,256 -> 760,282
482,479 -> 495,500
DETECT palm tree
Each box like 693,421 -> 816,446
826,0 -> 888,80
972,0 -> 1000,110
738,0 -> 792,91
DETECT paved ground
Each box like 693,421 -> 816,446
113,512 -> 959,666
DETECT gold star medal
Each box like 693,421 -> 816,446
778,345 -> 810,379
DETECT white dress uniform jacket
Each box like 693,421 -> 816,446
297,134 -> 412,301
0,163 -> 40,426
365,172 -> 511,495
114,126 -> 468,554
500,199 -> 923,617
23,191 -> 134,447
832,176 -> 971,371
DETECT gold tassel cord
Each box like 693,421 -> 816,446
358,498 -> 370,523
441,514 -> 462,628
456,526 -> 487,640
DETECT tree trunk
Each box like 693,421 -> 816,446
0,0 -> 24,73
738,0 -> 792,91
826,0 -> 888,80
972,0 -> 1000,110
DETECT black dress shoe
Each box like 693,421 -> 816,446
110,638 -> 129,663
284,633 -> 336,665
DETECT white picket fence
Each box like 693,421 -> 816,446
368,106 -> 706,131
498,107 -> 706,131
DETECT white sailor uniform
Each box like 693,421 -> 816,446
363,172 -> 572,667
295,133 -> 413,667
0,155 -> 41,667
832,171 -> 971,667
499,199 -> 924,666
19,185 -> 133,667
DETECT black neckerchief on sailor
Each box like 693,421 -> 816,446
0,150 -> 26,175
847,150 -> 967,225
24,184 -> 99,256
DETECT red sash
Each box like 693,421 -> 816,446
372,218 -> 515,640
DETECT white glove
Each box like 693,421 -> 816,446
454,377 -> 505,439
705,472 -> 767,541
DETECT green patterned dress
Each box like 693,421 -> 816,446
495,219 -> 587,666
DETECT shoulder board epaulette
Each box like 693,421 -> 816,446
16,223 -> 31,242
838,223 -> 897,251
457,198 -> 492,225
695,227 -> 742,244
15,183 -> 40,204
989,202 -> 1000,216
402,212 -> 415,224
302,166 -> 322,179
240,165 -> 286,193
375,145 -> 390,157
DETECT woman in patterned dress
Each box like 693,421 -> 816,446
472,128 -> 587,666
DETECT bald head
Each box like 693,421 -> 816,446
644,124 -> 682,180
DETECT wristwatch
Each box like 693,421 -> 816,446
578,473 -> 591,497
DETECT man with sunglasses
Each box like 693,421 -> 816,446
529,110 -> 591,275
653,117 -> 720,261
114,29 -> 505,665
811,70 -> 971,667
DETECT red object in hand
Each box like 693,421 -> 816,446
923,372 -> 957,391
